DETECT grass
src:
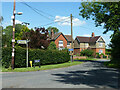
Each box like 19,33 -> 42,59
2,61 -> 83,72
104,61 -> 120,69
74,57 -> 98,61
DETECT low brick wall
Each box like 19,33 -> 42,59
73,56 -> 87,59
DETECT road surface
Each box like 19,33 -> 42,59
1,60 -> 120,88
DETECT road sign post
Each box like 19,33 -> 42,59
17,40 -> 29,68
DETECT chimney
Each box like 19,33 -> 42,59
51,29 -> 54,39
92,32 -> 95,37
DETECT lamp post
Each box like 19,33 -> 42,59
11,0 -> 22,69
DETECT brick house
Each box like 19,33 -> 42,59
49,30 -> 72,50
74,32 -> 105,56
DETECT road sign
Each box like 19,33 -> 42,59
69,49 -> 73,51
34,60 -> 40,68
17,40 -> 27,44
34,60 -> 40,63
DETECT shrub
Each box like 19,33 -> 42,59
96,53 -> 100,58
47,41 -> 57,50
80,49 -> 94,57
2,47 -> 70,68
96,53 -> 107,58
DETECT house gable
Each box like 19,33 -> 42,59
96,36 -> 105,43
54,33 -> 68,41
54,34 -> 68,48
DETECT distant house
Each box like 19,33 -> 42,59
49,30 -> 73,50
74,32 -> 105,56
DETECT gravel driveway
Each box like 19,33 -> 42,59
1,61 -> 120,88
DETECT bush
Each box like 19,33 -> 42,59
96,53 -> 107,58
2,47 -> 70,68
80,49 -> 94,57
47,41 -> 57,50
110,31 -> 120,64
96,53 -> 100,58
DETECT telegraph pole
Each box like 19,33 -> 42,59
71,14 -> 73,62
11,0 -> 16,69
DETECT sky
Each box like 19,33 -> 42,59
1,1 -> 113,48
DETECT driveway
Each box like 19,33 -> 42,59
1,61 -> 120,88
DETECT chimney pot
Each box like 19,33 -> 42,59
92,32 -> 95,37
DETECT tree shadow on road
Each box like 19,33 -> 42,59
51,63 -> 119,89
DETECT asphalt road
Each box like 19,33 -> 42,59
1,61 -> 120,88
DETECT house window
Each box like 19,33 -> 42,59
67,42 -> 70,46
59,40 -> 63,46
99,43 -> 103,47
85,43 -> 89,48
99,49 -> 103,54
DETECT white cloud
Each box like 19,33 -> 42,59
82,34 -> 91,37
11,20 -> 22,24
54,16 -> 86,26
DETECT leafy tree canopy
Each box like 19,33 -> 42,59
47,26 -> 59,35
22,27 -> 50,49
79,2 -> 120,34
2,24 -> 30,47
47,41 -> 57,50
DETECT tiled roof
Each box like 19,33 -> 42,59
65,35 -> 72,42
76,36 -> 100,43
89,36 -> 101,42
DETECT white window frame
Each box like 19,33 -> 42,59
67,42 -> 70,46
59,40 -> 63,46
85,43 -> 89,48
99,43 -> 103,47
99,49 -> 103,54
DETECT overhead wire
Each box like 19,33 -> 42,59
20,1 -> 71,27
20,2 -> 54,21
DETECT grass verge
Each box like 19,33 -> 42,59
2,61 -> 83,72
74,58 -> 98,61
104,61 -> 120,69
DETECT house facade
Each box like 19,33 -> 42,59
74,32 -> 105,56
49,30 -> 72,50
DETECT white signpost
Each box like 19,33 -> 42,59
17,40 -> 29,68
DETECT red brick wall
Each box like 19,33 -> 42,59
95,48 -> 105,55
74,48 -> 105,56
55,34 -> 67,48
74,48 -> 80,55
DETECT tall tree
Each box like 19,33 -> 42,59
47,26 -> 59,35
79,2 -> 120,64
22,27 -> 50,49
79,2 -> 120,34
2,24 -> 30,47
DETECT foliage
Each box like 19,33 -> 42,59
47,41 -> 57,50
105,49 -> 111,55
2,24 -> 30,47
47,26 -> 59,35
79,2 -> 120,67
2,61 -> 83,72
96,53 -> 106,58
2,47 -> 70,68
80,49 -> 94,57
22,27 -> 50,49
79,2 -> 120,34
110,31 -> 120,63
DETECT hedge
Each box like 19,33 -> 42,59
2,47 -> 70,68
